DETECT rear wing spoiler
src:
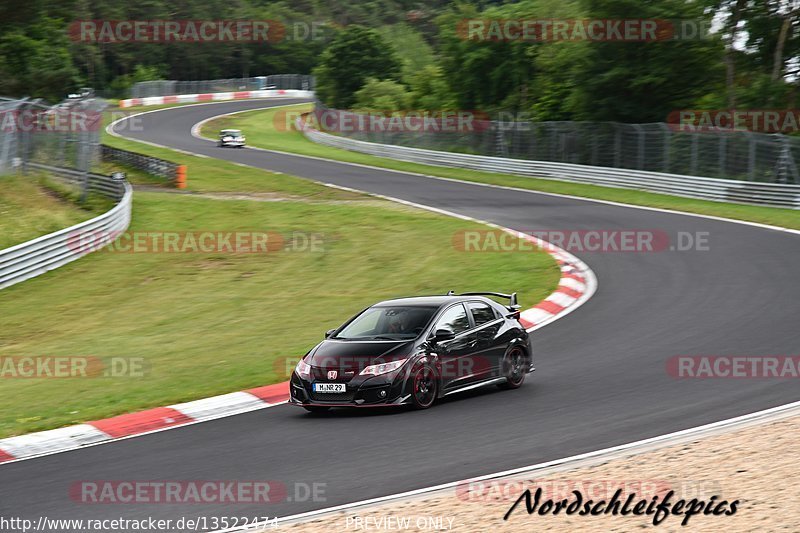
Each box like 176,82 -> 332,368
456,291 -> 521,314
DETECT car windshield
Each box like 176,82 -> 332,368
333,305 -> 438,340
221,130 -> 241,136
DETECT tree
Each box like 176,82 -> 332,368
108,65 -> 165,99
705,0 -> 798,108
0,17 -> 78,101
378,23 -> 436,82
407,65 -> 457,110
354,78 -> 411,111
565,0 -> 724,122
313,25 -> 401,108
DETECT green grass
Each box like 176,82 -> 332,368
202,104 -> 800,230
0,174 -> 112,249
103,108 -> 357,197
0,108 -> 560,438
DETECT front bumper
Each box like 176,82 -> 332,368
288,372 -> 411,407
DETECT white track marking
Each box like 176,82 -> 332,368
0,100 -> 593,465
179,103 -> 800,237
105,103 -> 800,532
229,399 -> 800,529
0,401 -> 288,465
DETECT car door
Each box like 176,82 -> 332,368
431,303 -> 478,390
468,301 -> 505,376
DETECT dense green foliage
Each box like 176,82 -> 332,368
1,0 -> 798,122
314,26 -> 401,108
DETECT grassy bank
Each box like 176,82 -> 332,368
0,111 -> 559,438
0,174 -> 113,250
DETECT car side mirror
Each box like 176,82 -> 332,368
325,329 -> 336,339
432,328 -> 455,342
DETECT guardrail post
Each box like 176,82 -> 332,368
301,107 -> 800,208
20,128 -> 30,175
175,165 -> 187,189
748,133 -> 756,180
660,123 -> 671,172
0,124 -> 11,174
775,135 -> 799,184
632,124 -> 645,170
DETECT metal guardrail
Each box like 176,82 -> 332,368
27,162 -> 127,200
312,105 -> 800,185
101,144 -> 179,182
298,117 -> 800,209
0,171 -> 132,290
131,75 -> 315,99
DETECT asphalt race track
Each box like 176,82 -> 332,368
2,98 -> 799,528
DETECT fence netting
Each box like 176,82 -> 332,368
312,104 -> 800,184
131,75 -> 315,98
0,95 -> 106,199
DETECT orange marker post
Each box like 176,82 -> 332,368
175,165 -> 187,189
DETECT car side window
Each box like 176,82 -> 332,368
469,302 -> 498,326
435,304 -> 471,334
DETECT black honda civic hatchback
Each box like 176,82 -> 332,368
289,292 -> 533,412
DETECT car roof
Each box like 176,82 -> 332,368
220,129 -> 241,133
373,295 -> 499,308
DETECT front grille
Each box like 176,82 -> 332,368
311,367 -> 356,382
308,390 -> 356,402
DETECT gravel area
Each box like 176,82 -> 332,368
278,414 -> 800,532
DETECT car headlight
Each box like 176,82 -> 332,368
360,359 -> 407,376
295,359 -> 312,379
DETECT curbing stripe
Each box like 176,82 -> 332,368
556,285 -> 583,299
559,277 -> 586,292
169,392 -> 268,423
0,104 -> 595,465
0,242 -> 588,463
89,407 -> 192,439
245,382 -> 291,404
535,300 -> 566,315
519,308 -> 555,328
544,291 -> 577,308
0,424 -> 110,461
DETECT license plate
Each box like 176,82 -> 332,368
313,383 -> 346,393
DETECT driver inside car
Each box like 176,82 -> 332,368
387,310 -> 410,334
